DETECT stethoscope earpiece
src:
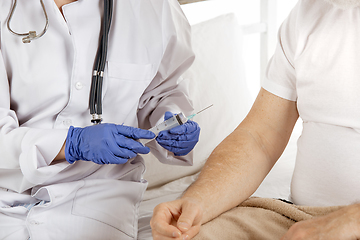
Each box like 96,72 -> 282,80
22,31 -> 37,44
7,0 -> 49,44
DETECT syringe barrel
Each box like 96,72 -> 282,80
140,112 -> 187,145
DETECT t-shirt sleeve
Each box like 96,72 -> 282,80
261,2 -> 300,102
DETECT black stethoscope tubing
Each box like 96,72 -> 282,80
90,0 -> 113,124
8,0 -> 113,124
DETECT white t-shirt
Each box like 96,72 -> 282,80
263,0 -> 360,206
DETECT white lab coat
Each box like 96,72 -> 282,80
0,0 -> 194,239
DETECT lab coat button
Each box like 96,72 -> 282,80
75,82 -> 83,90
29,220 -> 41,225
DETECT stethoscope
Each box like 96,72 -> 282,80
7,0 -> 49,43
7,0 -> 113,125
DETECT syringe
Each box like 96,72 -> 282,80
140,104 -> 213,145
186,104 -> 213,121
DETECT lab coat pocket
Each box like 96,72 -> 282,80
71,179 -> 147,239
103,62 -> 155,121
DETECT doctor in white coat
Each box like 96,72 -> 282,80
0,0 -> 199,239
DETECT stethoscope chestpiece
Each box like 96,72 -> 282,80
91,114 -> 103,125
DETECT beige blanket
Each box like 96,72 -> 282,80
194,197 -> 344,240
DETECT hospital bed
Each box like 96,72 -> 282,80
139,0 -> 300,237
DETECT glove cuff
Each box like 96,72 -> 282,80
65,126 -> 80,164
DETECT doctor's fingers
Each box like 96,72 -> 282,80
113,134 -> 151,154
169,121 -> 200,135
102,140 -> 136,162
156,137 -> 198,149
157,131 -> 199,142
95,151 -> 129,164
164,111 -> 175,121
115,125 -> 155,140
156,141 -> 196,156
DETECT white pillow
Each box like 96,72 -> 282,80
144,13 -> 252,189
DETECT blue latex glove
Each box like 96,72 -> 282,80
65,123 -> 155,164
156,111 -> 200,156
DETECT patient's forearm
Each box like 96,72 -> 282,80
182,89 -> 299,224
183,127 -> 276,223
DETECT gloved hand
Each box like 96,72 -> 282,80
156,111 -> 200,156
65,123 -> 155,164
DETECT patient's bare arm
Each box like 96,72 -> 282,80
151,88 -> 299,239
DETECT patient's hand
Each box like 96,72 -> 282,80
151,197 -> 203,240
281,204 -> 360,240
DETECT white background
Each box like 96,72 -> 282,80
191,0 -> 298,100
241,0 -> 298,100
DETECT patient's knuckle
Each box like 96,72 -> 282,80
151,230 -> 160,240
153,204 -> 161,211
150,219 -> 155,228
155,203 -> 167,211
150,217 -> 159,229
